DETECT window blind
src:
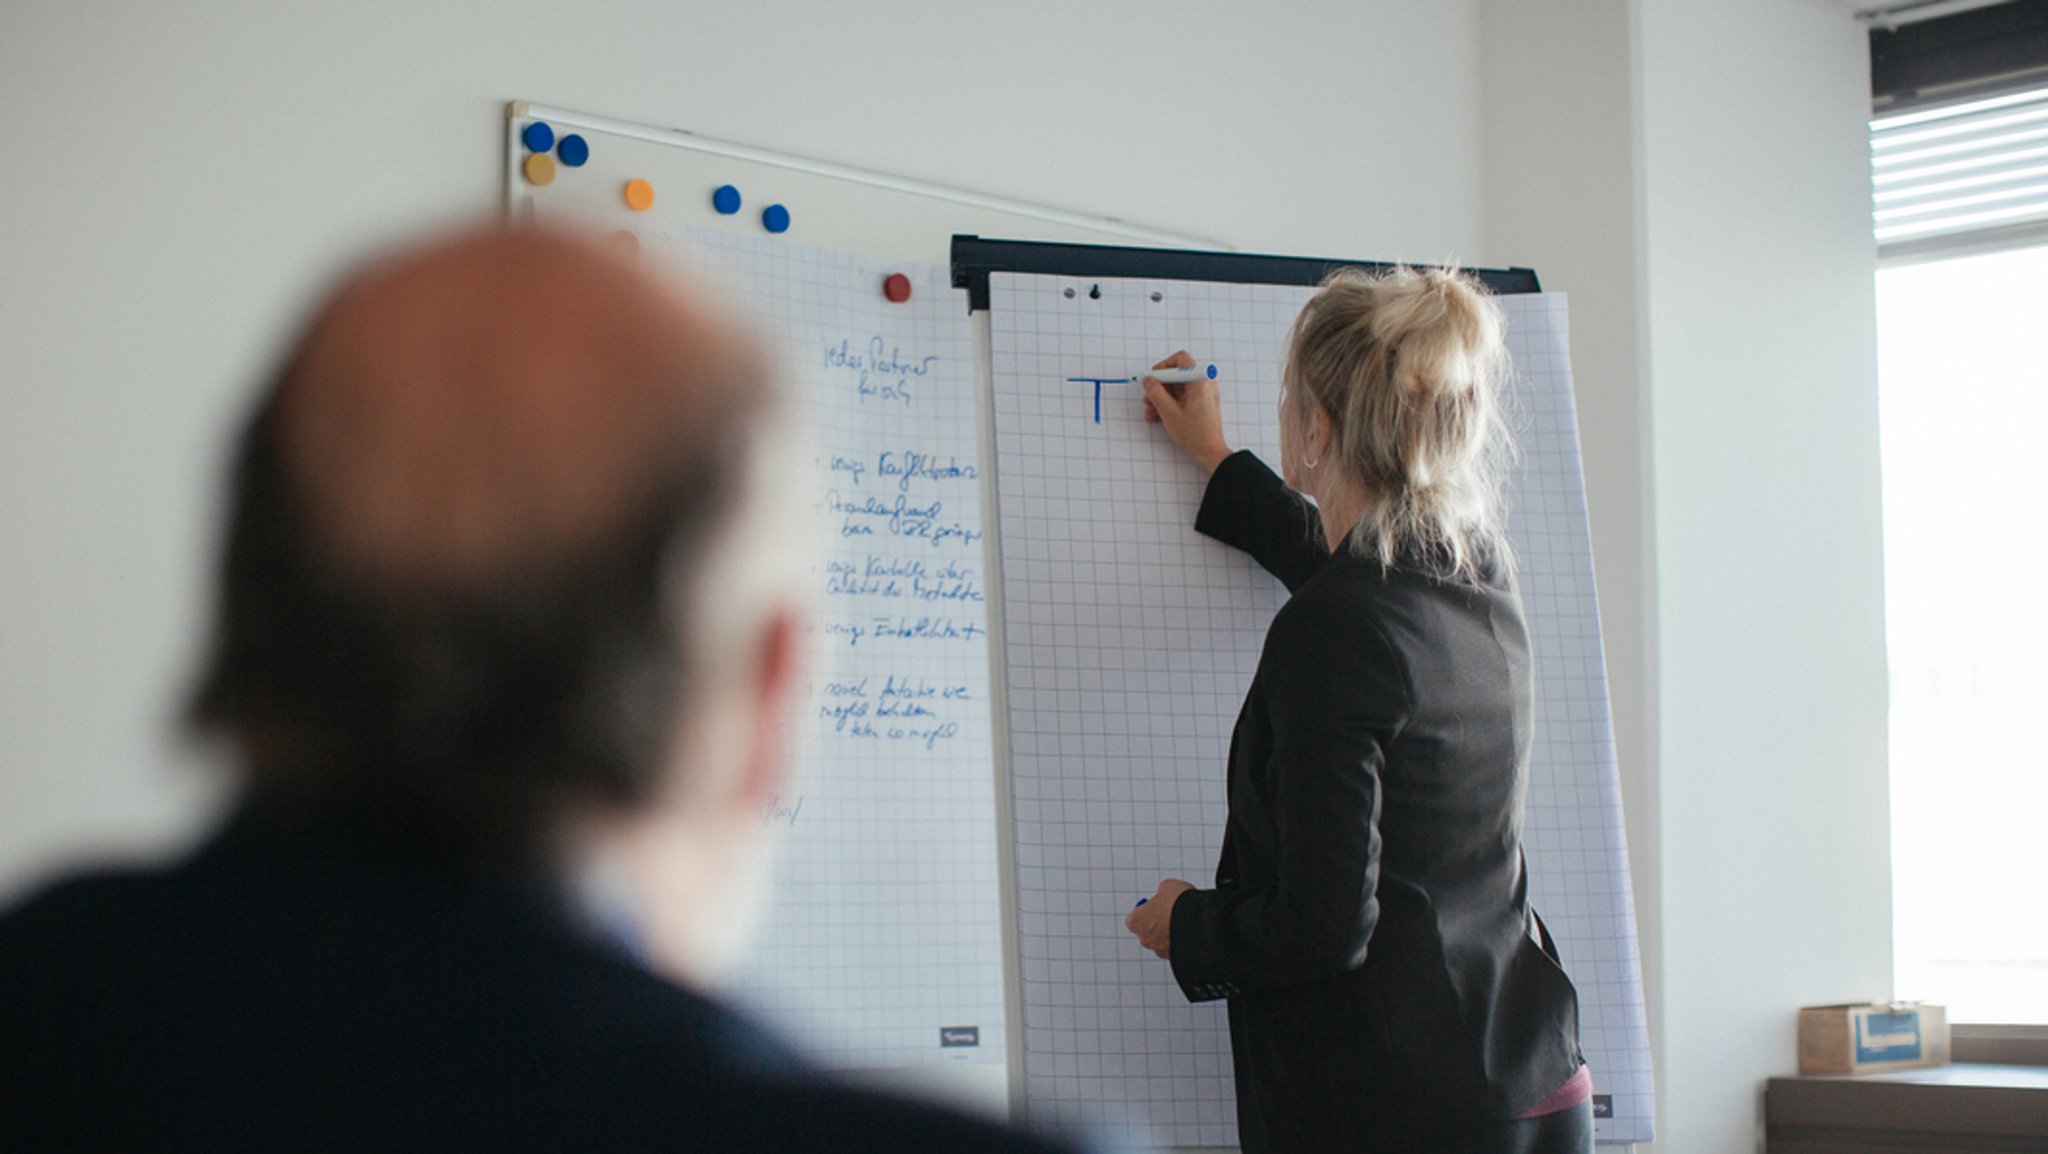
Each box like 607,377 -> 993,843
1872,81 -> 2048,257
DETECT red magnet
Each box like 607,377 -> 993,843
883,273 -> 912,303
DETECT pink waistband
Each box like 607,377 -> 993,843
1516,1063 -> 1593,1119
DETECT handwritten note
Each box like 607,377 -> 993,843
535,203 -> 1004,1071
824,336 -> 939,408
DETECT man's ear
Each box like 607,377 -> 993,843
734,603 -> 804,809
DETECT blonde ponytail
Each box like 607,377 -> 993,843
1283,266 -> 1514,581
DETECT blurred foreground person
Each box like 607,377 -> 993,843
0,227 -> 1090,1153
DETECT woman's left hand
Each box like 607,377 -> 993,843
1124,878 -> 1195,958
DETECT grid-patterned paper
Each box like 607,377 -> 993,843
535,202 -> 1006,1070
1502,295 -> 1655,1144
987,274 -> 1653,1146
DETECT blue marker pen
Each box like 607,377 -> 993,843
1134,897 -> 1149,908
1137,364 -> 1218,385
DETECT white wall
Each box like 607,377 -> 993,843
0,0 -> 1491,891
1637,2 -> 1892,1152
1,3 -> 1895,1152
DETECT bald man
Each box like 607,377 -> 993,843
0,228 -> 1093,1153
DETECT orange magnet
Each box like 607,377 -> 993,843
623,179 -> 655,212
522,153 -> 558,187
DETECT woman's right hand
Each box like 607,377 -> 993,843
1141,351 -> 1233,476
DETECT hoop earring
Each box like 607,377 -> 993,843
1304,456 -> 1320,470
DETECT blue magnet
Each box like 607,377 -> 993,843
762,203 -> 791,234
556,133 -> 589,167
712,184 -> 742,214
520,120 -> 555,153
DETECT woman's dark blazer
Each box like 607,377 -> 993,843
1167,451 -> 1582,1140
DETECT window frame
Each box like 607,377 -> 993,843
1955,1024 -> 2048,1066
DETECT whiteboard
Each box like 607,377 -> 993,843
984,273 -> 1654,1147
507,105 -> 1218,1115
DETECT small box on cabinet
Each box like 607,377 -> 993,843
1798,1002 -> 1950,1074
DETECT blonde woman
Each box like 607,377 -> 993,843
1124,268 -> 1591,1153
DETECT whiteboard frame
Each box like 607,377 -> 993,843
506,102 -> 1228,262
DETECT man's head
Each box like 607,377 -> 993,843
188,226 -> 806,980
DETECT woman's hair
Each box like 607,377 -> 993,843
1284,265 -> 1516,582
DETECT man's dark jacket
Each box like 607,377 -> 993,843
0,803 -> 1085,1153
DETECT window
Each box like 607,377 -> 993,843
1877,242 -> 2048,1026
1870,1 -> 2048,1033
